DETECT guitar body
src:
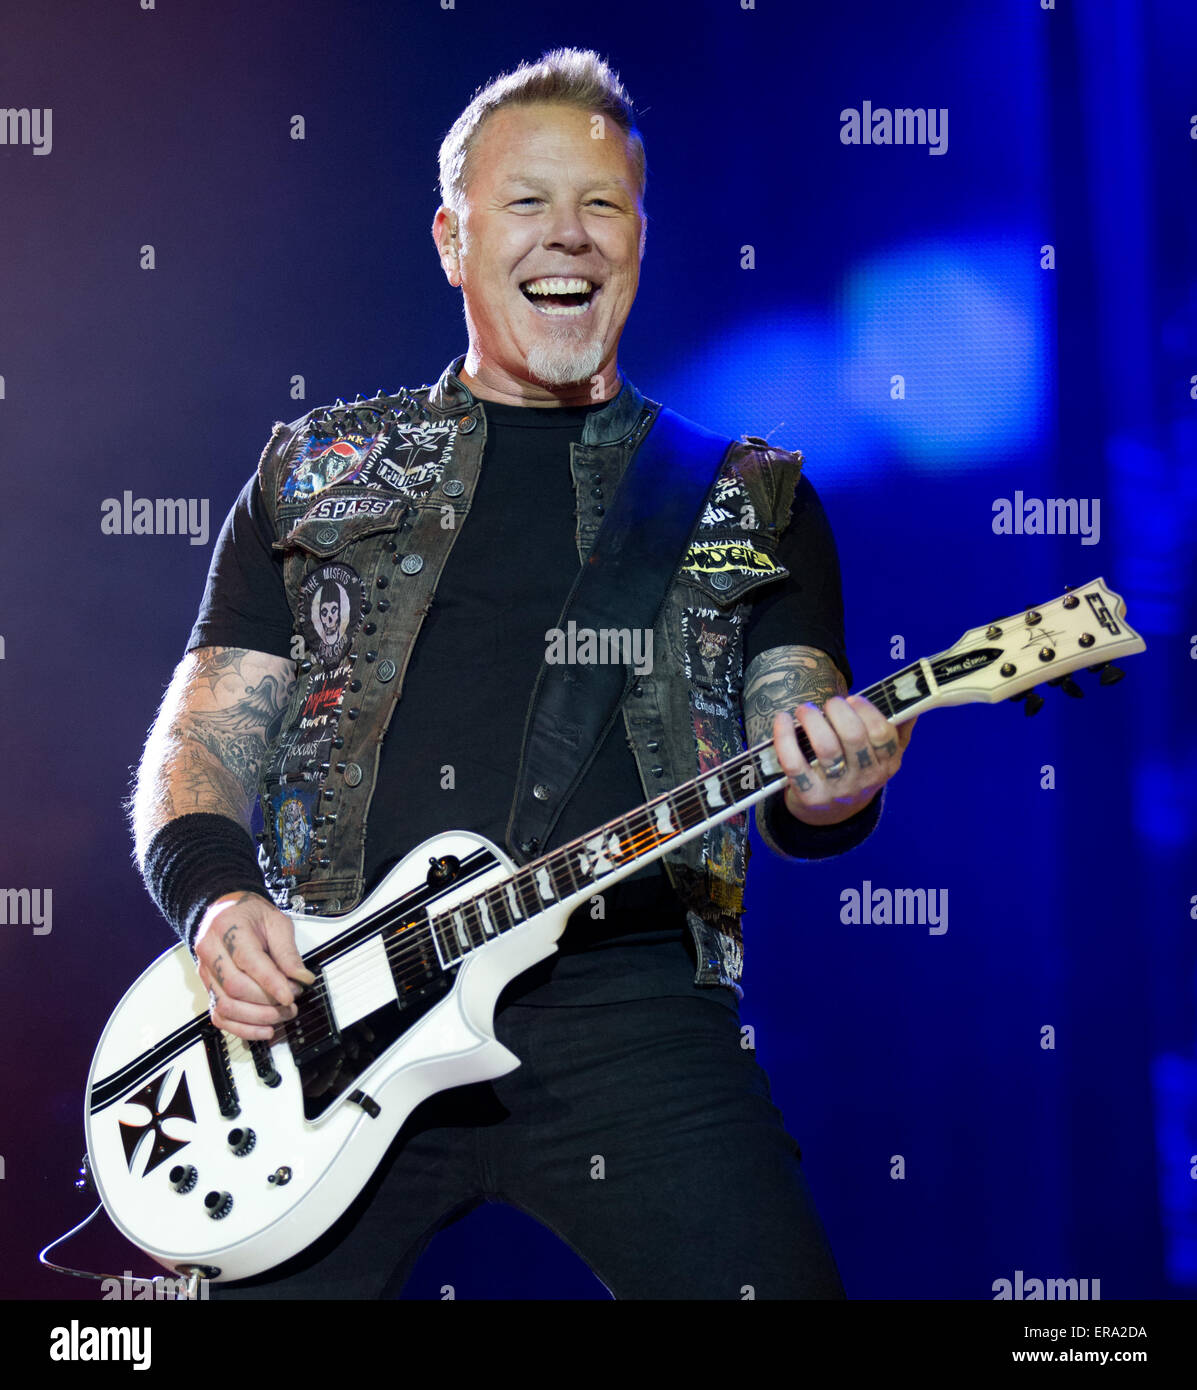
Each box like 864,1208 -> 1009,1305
84,831 -> 569,1282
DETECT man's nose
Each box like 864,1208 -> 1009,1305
542,204 -> 591,252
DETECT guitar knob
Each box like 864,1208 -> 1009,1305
227,1127 -> 256,1156
1096,663 -> 1125,685
169,1164 -> 199,1194
204,1190 -> 234,1220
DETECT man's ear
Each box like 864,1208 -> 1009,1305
432,206 -> 462,287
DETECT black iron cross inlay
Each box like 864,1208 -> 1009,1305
118,1070 -> 196,1176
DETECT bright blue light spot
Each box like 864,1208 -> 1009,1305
841,239 -> 1050,469
651,235 -> 1051,480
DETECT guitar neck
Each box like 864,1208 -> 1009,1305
512,671 -> 905,914
425,578 -> 1144,952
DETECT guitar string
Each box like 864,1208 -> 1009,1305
257,669 -> 915,1040
270,675 -> 908,1038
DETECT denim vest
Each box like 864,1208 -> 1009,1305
253,357 -> 802,991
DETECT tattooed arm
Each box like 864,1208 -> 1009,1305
743,644 -> 914,849
130,646 -> 295,863
131,646 -> 314,1041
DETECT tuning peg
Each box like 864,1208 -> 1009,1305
1048,675 -> 1084,698
1087,662 -> 1125,685
1010,689 -> 1045,716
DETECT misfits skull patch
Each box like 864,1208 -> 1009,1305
300,562 -> 365,668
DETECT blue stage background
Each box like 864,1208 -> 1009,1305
1,0 -> 1193,1300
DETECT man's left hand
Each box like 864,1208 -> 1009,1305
771,695 -> 916,827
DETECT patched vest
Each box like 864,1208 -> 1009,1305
253,357 -> 802,991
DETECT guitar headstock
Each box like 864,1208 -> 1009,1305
879,578 -> 1146,719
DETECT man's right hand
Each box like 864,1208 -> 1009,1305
193,892 -> 317,1041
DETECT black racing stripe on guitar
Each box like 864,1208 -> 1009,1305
88,848 -> 497,1112
89,1022 -> 206,1113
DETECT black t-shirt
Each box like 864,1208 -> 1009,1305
188,397 -> 853,1009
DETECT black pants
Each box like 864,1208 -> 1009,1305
213,994 -> 845,1300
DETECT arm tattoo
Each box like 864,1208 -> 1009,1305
742,645 -> 848,748
130,647 -> 296,860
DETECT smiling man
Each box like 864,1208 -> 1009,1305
131,48 -> 913,1300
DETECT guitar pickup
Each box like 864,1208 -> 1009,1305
286,991 -> 341,1068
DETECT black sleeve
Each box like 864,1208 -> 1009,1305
186,474 -> 294,659
743,473 -> 853,689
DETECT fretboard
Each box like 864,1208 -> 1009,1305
419,663 -> 928,965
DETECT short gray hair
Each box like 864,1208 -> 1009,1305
437,48 -> 646,213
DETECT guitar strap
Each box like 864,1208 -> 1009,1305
506,404 -> 735,862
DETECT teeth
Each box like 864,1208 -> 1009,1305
522,277 -> 594,295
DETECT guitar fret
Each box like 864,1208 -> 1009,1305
486,887 -> 512,933
451,907 -> 471,953
503,881 -> 524,924
476,894 -> 496,937
533,865 -> 555,902
549,852 -> 579,900
432,912 -> 456,965
653,799 -> 677,838
513,870 -> 540,920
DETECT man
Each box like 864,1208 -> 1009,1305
130,48 -> 914,1299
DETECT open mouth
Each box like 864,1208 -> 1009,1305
520,276 -> 600,317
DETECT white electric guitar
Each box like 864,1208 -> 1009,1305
83,579 -> 1144,1283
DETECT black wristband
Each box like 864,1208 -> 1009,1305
759,784 -> 885,860
141,813 -> 267,952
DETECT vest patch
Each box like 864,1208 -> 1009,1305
302,495 -> 401,522
683,538 -> 779,576
362,419 -> 459,494
682,608 -> 742,699
280,430 -> 387,503
270,785 -> 317,878
300,563 -> 364,668
682,608 -> 748,916
268,657 -> 352,785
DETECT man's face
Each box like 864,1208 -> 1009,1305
435,103 -> 645,391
